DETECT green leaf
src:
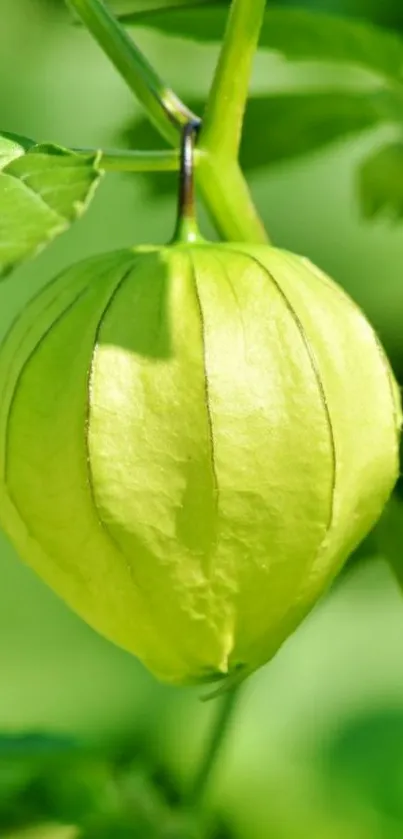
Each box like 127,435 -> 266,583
118,1 -> 228,42
240,90 -> 387,170
0,140 -> 103,279
0,132 -> 34,170
260,8 -> 403,80
119,4 -> 403,81
359,142 -> 403,219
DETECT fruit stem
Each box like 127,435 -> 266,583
188,686 -> 240,806
172,120 -> 203,244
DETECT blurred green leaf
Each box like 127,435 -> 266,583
260,8 -> 403,79
24,760 -> 119,826
0,734 -> 78,759
240,90 -> 388,169
120,4 -> 403,81
0,141 -> 103,279
0,734 -> 82,821
0,735 -> 112,832
3,826 -> 79,839
319,707 -> 403,826
0,740 -> 211,839
359,142 -> 403,219
117,1 -> 228,42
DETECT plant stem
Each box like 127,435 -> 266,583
197,0 -> 269,243
199,0 -> 267,161
197,154 -> 268,244
67,0 -> 199,145
68,0 -> 269,244
188,687 -> 240,807
75,146 -> 181,172
67,0 -> 269,243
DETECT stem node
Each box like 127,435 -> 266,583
173,119 -> 202,244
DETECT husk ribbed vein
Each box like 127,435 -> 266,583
0,283 -> 91,572
187,251 -> 232,671
85,257 -> 145,590
284,249 -> 402,467
4,291 -> 88,477
0,277 -> 91,474
226,246 -> 337,540
1,254 -> 135,558
83,250 -> 230,675
187,252 -> 219,532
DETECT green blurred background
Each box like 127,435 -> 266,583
2,1 -> 403,837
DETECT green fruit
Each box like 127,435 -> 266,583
0,242 -> 400,686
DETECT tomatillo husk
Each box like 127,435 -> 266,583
0,242 -> 400,685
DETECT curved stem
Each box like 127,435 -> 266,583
74,146 -> 181,172
172,120 -> 202,243
67,0 -> 199,146
197,155 -> 269,244
189,687 -> 240,806
199,0 -> 267,161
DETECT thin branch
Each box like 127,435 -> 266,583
67,0 -> 199,146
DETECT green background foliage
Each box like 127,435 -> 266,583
2,0 -> 403,836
